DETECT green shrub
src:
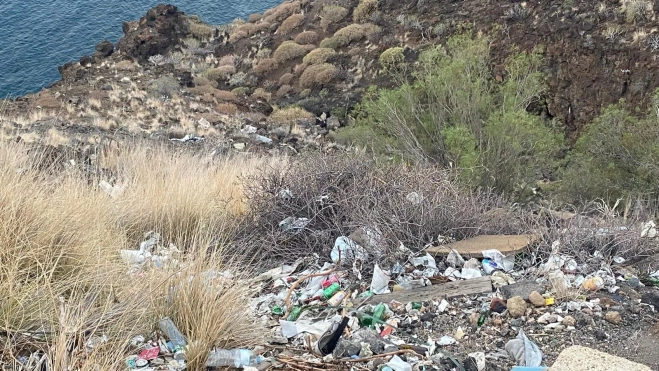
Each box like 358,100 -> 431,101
560,99 -> 659,202
299,63 -> 338,88
379,47 -> 405,70
303,48 -> 337,65
319,5 -> 349,30
273,41 -> 314,63
353,0 -> 378,23
339,33 -> 563,195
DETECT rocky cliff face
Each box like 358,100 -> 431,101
4,0 -> 659,150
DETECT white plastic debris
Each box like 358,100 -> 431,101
437,335 -> 456,345
252,134 -> 273,144
99,180 -> 124,199
278,217 -> 310,233
461,258 -> 483,279
410,253 -> 439,277
277,189 -> 293,200
386,355 -> 412,371
505,330 -> 543,366
170,134 -> 203,142
467,352 -> 486,371
370,264 -> 391,294
446,249 -> 465,268
641,220 -> 657,238
241,125 -> 257,134
330,236 -> 368,263
437,299 -> 450,313
482,249 -> 514,272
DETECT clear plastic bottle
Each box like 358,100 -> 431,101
205,348 -> 264,368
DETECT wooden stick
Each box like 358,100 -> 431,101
341,349 -> 422,363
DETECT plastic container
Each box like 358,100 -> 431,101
361,303 -> 386,327
158,317 -> 187,349
323,282 -> 341,299
321,275 -> 340,288
206,348 -> 264,368
327,291 -> 346,306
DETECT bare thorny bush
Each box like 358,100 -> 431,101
235,153 -> 659,275
235,153 -> 533,268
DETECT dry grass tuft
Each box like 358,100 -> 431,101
155,249 -> 264,369
0,140 -> 276,369
270,106 -> 315,124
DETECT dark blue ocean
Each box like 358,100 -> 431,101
0,0 -> 281,99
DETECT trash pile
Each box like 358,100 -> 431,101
239,226 -> 659,370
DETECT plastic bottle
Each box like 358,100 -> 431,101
158,317 -> 187,348
323,282 -> 341,298
205,348 -> 264,368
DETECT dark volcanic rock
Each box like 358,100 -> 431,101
94,40 -> 114,58
116,4 -> 189,63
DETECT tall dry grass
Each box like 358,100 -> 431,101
0,140 -> 275,370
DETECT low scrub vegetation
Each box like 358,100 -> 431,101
560,96 -> 659,202
273,41 -> 315,63
320,23 -> 381,49
319,5 -> 349,31
299,63 -> 339,88
303,47 -> 337,64
337,33 -> 563,197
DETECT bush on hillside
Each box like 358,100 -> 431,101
278,13 -> 305,35
338,33 -> 563,196
379,47 -> 405,70
299,63 -> 338,88
279,72 -> 295,86
319,5 -> 349,30
295,30 -> 320,44
353,0 -> 379,23
303,48 -> 337,65
253,58 -> 279,75
320,23 -> 381,48
273,41 -> 315,63
560,98 -> 659,202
